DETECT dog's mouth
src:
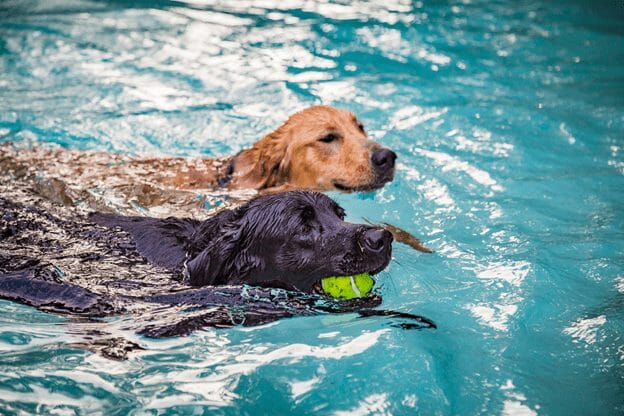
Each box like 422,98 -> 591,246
332,181 -> 384,192
332,171 -> 394,192
310,228 -> 393,298
311,266 -> 386,299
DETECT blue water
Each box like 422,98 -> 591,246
1,1 -> 623,414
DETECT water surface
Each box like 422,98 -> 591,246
0,1 -> 623,414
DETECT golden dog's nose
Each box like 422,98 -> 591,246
371,148 -> 397,173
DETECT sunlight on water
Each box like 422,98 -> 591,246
0,0 -> 623,414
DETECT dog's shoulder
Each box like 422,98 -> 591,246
91,213 -> 200,269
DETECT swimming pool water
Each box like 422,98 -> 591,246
1,0 -> 623,414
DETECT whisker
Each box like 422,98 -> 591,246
391,258 -> 403,267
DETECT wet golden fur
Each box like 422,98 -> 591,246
128,105 -> 393,192
0,106 -> 394,216
231,105 -> 391,192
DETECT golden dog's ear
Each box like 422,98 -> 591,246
232,131 -> 291,190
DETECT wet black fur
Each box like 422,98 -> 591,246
0,191 -> 435,339
94,191 -> 393,292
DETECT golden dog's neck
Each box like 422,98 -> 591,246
118,132 -> 289,193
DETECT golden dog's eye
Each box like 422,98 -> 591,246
357,123 -> 365,133
319,133 -> 338,143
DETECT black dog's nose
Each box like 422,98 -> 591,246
371,148 -> 397,172
362,228 -> 393,252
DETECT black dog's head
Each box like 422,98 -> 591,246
185,191 -> 393,292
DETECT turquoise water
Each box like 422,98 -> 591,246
1,0 -> 623,414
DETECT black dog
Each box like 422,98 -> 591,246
0,189 -> 435,343
94,191 -> 393,292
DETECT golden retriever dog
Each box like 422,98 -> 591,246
230,105 -> 396,192
0,105 -> 396,216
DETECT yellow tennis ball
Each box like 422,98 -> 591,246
321,273 -> 374,300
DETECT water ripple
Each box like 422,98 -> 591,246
1,0 -> 623,414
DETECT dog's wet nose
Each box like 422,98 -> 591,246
362,228 -> 393,252
371,148 -> 397,173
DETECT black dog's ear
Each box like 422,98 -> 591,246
185,232 -> 237,286
185,210 -> 265,287
90,213 -> 199,269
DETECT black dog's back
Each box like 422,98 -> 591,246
91,213 -> 199,270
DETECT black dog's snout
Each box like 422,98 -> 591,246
362,228 -> 393,252
371,148 -> 397,173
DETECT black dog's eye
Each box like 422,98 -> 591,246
319,133 -> 339,143
300,206 -> 315,233
301,205 -> 315,222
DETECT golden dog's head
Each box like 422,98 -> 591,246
232,106 -> 397,192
